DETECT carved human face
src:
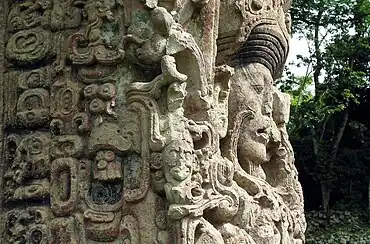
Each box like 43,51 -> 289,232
163,137 -> 194,182
236,63 -> 273,166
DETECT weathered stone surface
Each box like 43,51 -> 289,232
0,0 -> 305,243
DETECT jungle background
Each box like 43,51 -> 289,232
281,0 -> 370,242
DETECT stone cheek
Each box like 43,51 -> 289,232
0,0 -> 305,243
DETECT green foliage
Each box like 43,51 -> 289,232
282,0 -> 370,210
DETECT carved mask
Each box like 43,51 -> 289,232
163,136 -> 194,182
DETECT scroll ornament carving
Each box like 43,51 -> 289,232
0,0 -> 305,243
69,0 -> 125,64
5,28 -> 52,65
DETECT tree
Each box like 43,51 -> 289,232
280,0 -> 370,212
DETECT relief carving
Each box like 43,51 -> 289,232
16,88 -> 50,128
7,0 -> 52,32
6,28 -> 52,65
5,207 -> 51,244
69,0 -> 125,64
3,132 -> 51,204
0,0 -> 305,243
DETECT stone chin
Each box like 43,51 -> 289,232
237,136 -> 268,166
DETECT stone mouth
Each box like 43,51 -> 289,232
256,126 -> 271,145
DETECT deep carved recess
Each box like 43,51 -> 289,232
0,0 -> 305,243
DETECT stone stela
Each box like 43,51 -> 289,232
0,0 -> 306,243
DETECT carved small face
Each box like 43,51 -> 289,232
167,82 -> 187,112
24,95 -> 43,110
163,138 -> 194,182
94,150 -> 123,181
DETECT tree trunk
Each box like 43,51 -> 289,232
332,106 -> 349,160
321,182 -> 331,212
313,10 -> 324,97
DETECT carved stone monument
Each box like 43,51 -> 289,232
0,0 -> 306,243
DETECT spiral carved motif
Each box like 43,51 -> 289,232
5,28 -> 51,65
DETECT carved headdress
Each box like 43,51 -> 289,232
217,0 -> 292,78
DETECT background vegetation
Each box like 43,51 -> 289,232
279,0 -> 370,242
